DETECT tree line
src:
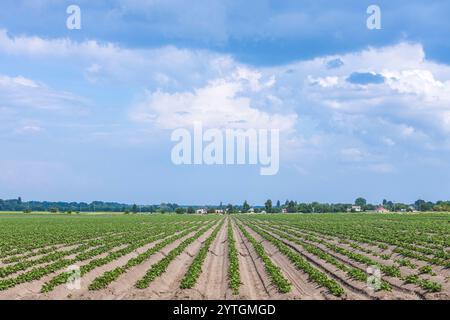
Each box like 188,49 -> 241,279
0,198 -> 179,213
1,197 -> 450,214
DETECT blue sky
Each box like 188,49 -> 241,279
1,1 -> 450,205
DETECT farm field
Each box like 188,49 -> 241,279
0,212 -> 449,300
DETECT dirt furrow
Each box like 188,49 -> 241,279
256,223 -> 422,300
186,220 -> 231,299
133,222 -> 219,300
47,231 -> 196,299
232,219 -> 277,299
0,244 -> 127,300
240,223 -> 342,300
88,222 -> 219,300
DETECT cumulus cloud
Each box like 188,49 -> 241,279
285,42 -> 450,140
130,67 -> 297,132
383,69 -> 447,97
2,28 -> 450,176
307,76 -> 340,88
253,41 -> 450,175
0,29 -> 233,89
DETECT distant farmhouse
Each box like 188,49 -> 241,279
375,206 -> 390,213
196,208 -> 224,214
347,205 -> 362,212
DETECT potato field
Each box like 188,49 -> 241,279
0,213 -> 448,300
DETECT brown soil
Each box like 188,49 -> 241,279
257,223 -> 422,300
241,223 -> 328,300
75,222 -> 218,300
177,221 -> 231,299
231,219 -> 273,299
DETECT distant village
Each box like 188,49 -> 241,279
1,197 -> 448,214
194,205 -> 417,215
192,198 -> 432,215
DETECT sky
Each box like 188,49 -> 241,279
1,0 -> 450,205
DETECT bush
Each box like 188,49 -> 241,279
175,208 -> 186,215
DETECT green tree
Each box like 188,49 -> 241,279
355,197 -> 367,207
414,199 -> 425,211
264,199 -> 273,213
422,202 -> 434,212
287,201 -> 296,213
187,207 -> 195,214
386,201 -> 394,211
175,207 -> 186,214
297,203 -> 310,213
132,204 -> 138,213
242,201 -> 250,213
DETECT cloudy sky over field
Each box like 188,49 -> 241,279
1,0 -> 450,204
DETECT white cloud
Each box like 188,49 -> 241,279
0,29 -> 233,89
0,73 -> 89,112
307,75 -> 340,88
120,40 -> 450,173
15,121 -> 44,135
0,75 -> 40,88
130,68 -> 297,132
279,42 -> 450,141
2,29 -> 450,174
